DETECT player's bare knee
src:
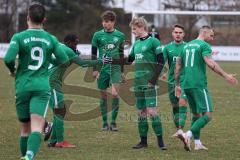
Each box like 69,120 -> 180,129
100,90 -> 107,99
204,112 -> 212,120
30,114 -> 45,133
138,109 -> 147,117
147,108 -> 157,117
193,112 -> 201,118
179,99 -> 187,106
20,122 -> 31,136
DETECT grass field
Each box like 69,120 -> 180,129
0,60 -> 240,160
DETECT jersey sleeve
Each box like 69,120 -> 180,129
51,37 -> 69,64
4,34 -> 19,72
62,43 -> 77,61
162,45 -> 168,62
201,42 -> 212,57
91,32 -> 98,47
152,38 -> 162,55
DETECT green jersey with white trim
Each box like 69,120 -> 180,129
91,29 -> 125,72
129,36 -> 162,88
179,39 -> 212,89
163,41 -> 186,84
4,29 -> 68,94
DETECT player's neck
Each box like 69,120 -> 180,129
104,28 -> 115,32
197,35 -> 204,41
28,22 -> 43,29
174,40 -> 183,44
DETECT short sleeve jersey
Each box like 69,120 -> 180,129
91,29 -> 125,72
179,39 -> 212,89
163,41 -> 186,84
4,29 -> 68,94
129,36 -> 162,88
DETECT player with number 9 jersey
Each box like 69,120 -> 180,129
5,31 -> 68,95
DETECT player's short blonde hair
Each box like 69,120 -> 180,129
129,16 -> 148,31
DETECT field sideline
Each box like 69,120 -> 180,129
0,60 -> 240,160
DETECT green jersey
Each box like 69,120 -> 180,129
49,43 -> 102,92
179,39 -> 212,89
4,29 -> 68,94
163,41 -> 186,84
91,29 -> 125,72
129,36 -> 162,88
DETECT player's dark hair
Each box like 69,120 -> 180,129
173,24 -> 185,31
28,3 -> 45,24
64,34 -> 79,43
101,10 -> 116,22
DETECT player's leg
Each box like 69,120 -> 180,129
110,83 -> 120,131
177,85 -> 188,130
146,87 -> 166,150
133,90 -> 148,149
110,71 -> 122,131
23,91 -> 50,160
177,89 -> 196,151
190,89 -> 212,140
97,72 -> 111,131
183,88 -> 213,151
16,92 -> 31,158
51,89 -> 75,148
168,84 -> 180,129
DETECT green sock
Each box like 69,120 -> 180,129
138,116 -> 149,137
151,115 -> 163,136
100,98 -> 108,125
191,115 -> 200,139
20,136 -> 28,156
178,106 -> 187,128
26,132 -> 42,159
55,115 -> 64,142
172,107 -> 179,128
111,98 -> 119,124
191,115 -> 210,138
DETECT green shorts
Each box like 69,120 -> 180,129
168,83 -> 187,104
49,89 -> 64,109
134,86 -> 157,110
97,70 -> 122,90
16,90 -> 51,122
184,88 -> 213,113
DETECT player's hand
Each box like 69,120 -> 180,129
225,74 -> 238,85
103,56 -> 112,64
175,85 -> 181,98
9,71 -> 16,78
121,73 -> 126,83
92,71 -> 99,79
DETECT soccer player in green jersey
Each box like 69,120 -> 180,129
175,25 -> 238,151
127,17 -> 166,150
91,10 -> 125,131
46,34 -> 103,148
4,3 -> 68,160
163,24 -> 188,138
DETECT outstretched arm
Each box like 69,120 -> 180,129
204,56 -> 238,85
72,56 -> 102,67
